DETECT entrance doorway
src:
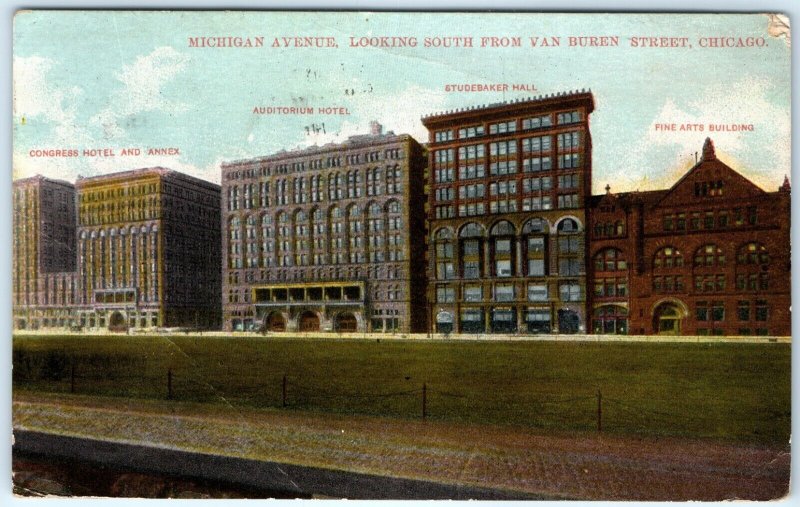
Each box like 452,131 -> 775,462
298,311 -> 320,332
654,303 -> 683,335
109,311 -> 128,332
266,312 -> 286,332
558,309 -> 580,334
334,312 -> 357,333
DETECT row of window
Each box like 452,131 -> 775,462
663,207 -> 757,232
696,300 -> 768,322
436,282 -> 582,303
650,273 -> 770,293
432,110 -> 583,143
224,149 -> 405,181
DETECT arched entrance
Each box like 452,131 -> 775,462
436,311 -> 454,333
109,311 -> 128,332
653,302 -> 684,335
558,309 -> 580,334
298,311 -> 320,332
334,312 -> 358,333
266,312 -> 286,332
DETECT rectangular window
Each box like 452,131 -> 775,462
755,300 -> 768,321
523,156 -> 552,172
522,135 -> 552,153
528,259 -> 545,276
737,301 -> 750,321
559,283 -> 581,302
557,111 -> 581,124
558,153 -> 581,169
527,284 -> 548,301
436,286 -> 455,303
557,194 -> 579,209
522,115 -> 552,130
489,120 -> 517,134
495,284 -> 515,302
712,301 -> 725,322
464,261 -> 481,279
696,301 -> 709,321
495,239 -> 512,254
496,259 -> 512,277
459,285 -> 481,302
559,258 -> 581,276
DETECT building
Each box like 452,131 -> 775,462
422,90 -> 595,334
220,122 -> 428,333
588,138 -> 791,336
74,168 -> 222,330
12,175 -> 79,329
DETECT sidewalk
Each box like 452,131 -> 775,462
12,392 -> 790,501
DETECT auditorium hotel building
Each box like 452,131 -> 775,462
12,168 -> 222,331
220,122 -> 428,333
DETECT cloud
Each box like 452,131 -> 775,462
91,46 -> 190,140
622,77 -> 790,192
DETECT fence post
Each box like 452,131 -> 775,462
422,383 -> 427,421
282,374 -> 287,408
70,364 -> 75,394
167,369 -> 173,400
597,389 -> 602,433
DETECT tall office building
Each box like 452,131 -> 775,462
422,90 -> 595,334
74,168 -> 222,330
220,122 -> 428,333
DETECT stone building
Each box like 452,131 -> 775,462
74,168 -> 222,330
588,138 -> 791,336
220,123 -> 428,333
422,90 -> 595,334
12,175 -> 79,329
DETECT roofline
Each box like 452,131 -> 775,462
222,132 -> 420,170
12,174 -> 75,189
75,167 -> 220,191
421,89 -> 595,126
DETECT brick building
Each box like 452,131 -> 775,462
74,168 -> 222,330
220,122 -> 428,333
12,175 -> 79,329
588,138 -> 791,336
422,90 -> 595,334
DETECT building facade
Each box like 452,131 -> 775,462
220,123 -> 428,333
12,175 -> 79,329
588,138 -> 791,336
423,90 -> 595,334
74,168 -> 222,330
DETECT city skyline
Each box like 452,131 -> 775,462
12,12 -> 791,194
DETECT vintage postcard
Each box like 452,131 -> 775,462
10,10 -> 791,500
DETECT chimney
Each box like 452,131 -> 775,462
701,137 -> 716,161
780,175 -> 791,192
369,121 -> 383,136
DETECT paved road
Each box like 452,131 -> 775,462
13,430 -> 544,500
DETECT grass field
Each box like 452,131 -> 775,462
12,335 -> 791,446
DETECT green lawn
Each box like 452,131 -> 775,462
12,335 -> 791,446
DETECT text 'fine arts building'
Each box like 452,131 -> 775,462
221,122 -> 428,333
423,90 -> 595,334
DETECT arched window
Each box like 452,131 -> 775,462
693,244 -> 725,267
653,247 -> 683,269
557,219 -> 582,276
557,218 -> 580,233
737,242 -> 769,264
459,222 -> 485,238
523,218 -> 548,277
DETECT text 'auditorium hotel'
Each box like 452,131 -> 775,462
12,90 -> 791,336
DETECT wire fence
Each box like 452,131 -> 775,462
11,350 -> 790,441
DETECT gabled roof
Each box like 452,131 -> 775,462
653,138 -> 765,208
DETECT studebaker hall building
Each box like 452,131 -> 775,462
423,90 -> 596,334
220,122 -> 428,333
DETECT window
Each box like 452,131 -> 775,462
489,120 -> 517,134
737,301 -> 750,321
557,110 -> 581,124
435,187 -> 454,202
522,114 -> 552,130
527,284 -> 548,301
490,160 -> 517,175
559,283 -> 581,301
558,153 -> 581,169
434,130 -> 454,142
558,174 -> 579,189
653,247 -> 683,269
495,284 -> 515,302
594,248 -> 627,272
464,261 -> 481,279
490,141 -> 517,157
696,301 -> 709,321
490,181 -> 516,196
523,176 -> 552,192
755,300 -> 768,321
436,286 -> 455,303
737,243 -> 769,264
694,245 -> 725,266
522,196 -> 552,211
557,132 -> 581,150
557,194 -> 579,209
712,301 -> 725,322
458,125 -> 485,138
523,156 -> 553,172
522,136 -> 552,153
459,183 -> 485,199
464,285 -> 483,302
496,259 -> 512,277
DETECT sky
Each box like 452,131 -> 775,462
12,11 -> 792,194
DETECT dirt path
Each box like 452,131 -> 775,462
12,393 -> 790,500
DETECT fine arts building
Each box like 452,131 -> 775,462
587,138 -> 791,336
220,122 -> 428,333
